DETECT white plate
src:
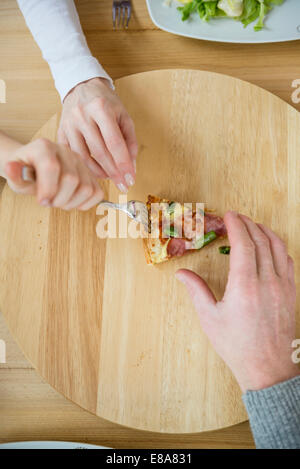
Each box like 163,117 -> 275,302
146,0 -> 300,43
0,441 -> 108,450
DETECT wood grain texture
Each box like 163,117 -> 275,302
0,313 -> 31,369
1,70 -> 299,434
0,369 -> 254,448
0,310 -> 254,449
0,1 -> 299,145
0,0 -> 299,447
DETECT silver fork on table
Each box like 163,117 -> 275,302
98,199 -> 149,231
112,0 -> 132,29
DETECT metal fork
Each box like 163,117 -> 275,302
112,0 -> 132,29
98,199 -> 149,231
20,165 -> 149,229
22,165 -> 36,182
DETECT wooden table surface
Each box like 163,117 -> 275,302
0,0 -> 299,448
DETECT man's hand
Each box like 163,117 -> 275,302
176,212 -> 299,392
4,138 -> 104,211
57,77 -> 138,193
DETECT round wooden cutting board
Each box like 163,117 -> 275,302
0,70 -> 299,433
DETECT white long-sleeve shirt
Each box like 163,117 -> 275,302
17,0 -> 114,101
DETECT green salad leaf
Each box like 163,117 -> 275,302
239,0 -> 260,27
177,0 -> 284,31
177,0 -> 198,21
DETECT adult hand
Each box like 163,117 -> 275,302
4,138 -> 104,211
176,212 -> 299,392
57,77 -> 138,193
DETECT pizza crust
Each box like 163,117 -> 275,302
142,195 -> 226,265
143,238 -> 154,265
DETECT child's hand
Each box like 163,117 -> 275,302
58,77 -> 138,193
4,138 -> 104,211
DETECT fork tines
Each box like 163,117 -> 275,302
112,0 -> 132,29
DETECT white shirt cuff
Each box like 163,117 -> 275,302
17,0 -> 114,102
51,56 -> 115,102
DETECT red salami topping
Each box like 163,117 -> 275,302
172,210 -> 226,240
204,213 -> 227,237
167,238 -> 187,257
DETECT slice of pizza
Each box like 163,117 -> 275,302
143,195 -> 227,265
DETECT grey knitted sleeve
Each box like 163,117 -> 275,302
242,375 -> 300,449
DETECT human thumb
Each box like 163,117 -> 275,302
175,269 -> 217,317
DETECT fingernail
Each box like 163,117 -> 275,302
117,183 -> 128,193
40,199 -> 50,206
125,173 -> 135,186
175,271 -> 185,284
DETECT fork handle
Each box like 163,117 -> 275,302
22,165 -> 36,182
99,200 -> 119,209
98,200 -> 134,218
